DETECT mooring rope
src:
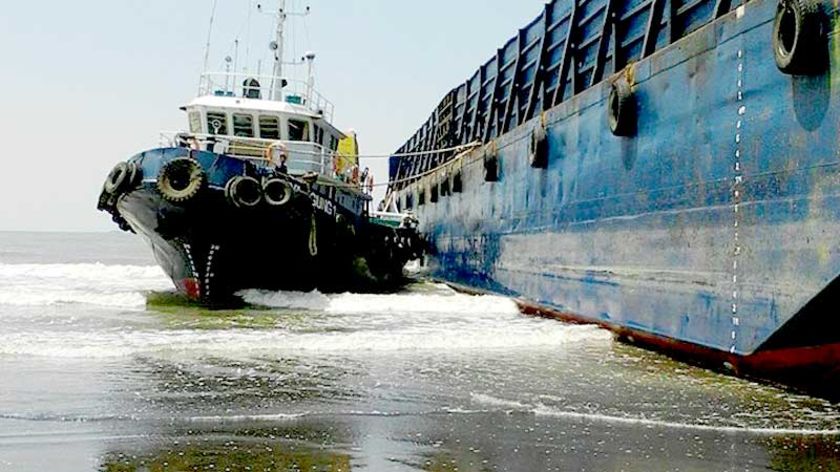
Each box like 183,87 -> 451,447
308,216 -> 318,257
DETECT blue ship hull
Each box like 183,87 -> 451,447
390,0 -> 840,395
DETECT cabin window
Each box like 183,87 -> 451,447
207,112 -> 228,135
259,115 -> 281,140
288,119 -> 310,141
233,114 -> 254,137
188,111 -> 202,133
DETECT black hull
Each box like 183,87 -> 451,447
111,180 -> 416,305
99,148 -> 421,306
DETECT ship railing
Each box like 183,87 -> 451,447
198,72 -> 335,122
159,131 -> 339,176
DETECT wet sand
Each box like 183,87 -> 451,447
1,232 -> 839,471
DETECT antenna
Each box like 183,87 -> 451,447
224,55 -> 232,92
304,51 -> 316,106
201,0 -> 220,76
260,1 -> 311,101
233,39 -> 240,76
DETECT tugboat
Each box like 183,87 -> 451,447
98,1 -> 422,305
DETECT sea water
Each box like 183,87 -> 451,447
0,232 -> 838,471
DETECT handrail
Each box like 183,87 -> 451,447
198,72 -> 335,122
158,131 -> 365,187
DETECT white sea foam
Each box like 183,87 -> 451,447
242,287 -> 521,317
325,292 -> 520,316
470,393 -> 531,410
0,263 -> 611,359
532,405 -> 840,436
469,393 -> 840,436
0,263 -> 170,309
0,321 -> 610,359
238,289 -> 331,311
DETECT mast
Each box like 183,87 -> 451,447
271,0 -> 287,101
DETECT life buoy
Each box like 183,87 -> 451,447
104,162 -> 129,194
157,158 -> 205,203
262,177 -> 293,206
265,142 -> 288,163
608,79 -> 635,137
772,0 -> 826,75
225,176 -> 262,208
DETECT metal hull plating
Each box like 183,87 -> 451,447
108,148 -> 412,304
394,0 -> 840,393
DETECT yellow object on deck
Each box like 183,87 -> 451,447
336,131 -> 360,183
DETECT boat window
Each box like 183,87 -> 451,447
288,119 -> 310,141
259,115 -> 281,140
207,112 -> 228,135
233,114 -> 254,137
189,111 -> 202,133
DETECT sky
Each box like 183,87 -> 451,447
0,0 -> 546,232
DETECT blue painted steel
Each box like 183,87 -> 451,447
129,148 -> 368,217
390,0 -> 840,357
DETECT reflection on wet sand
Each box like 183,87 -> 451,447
101,437 -> 352,472
96,421 -> 840,472
766,435 -> 840,471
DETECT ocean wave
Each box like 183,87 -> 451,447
0,263 -> 170,308
242,287 -> 521,317
0,321 -> 610,359
238,289 -> 331,311
532,404 -> 840,436
469,393 -> 840,436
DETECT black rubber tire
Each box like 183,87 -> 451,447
263,178 -> 293,206
225,176 -> 262,208
126,161 -> 142,188
772,0 -> 826,75
608,80 -> 635,137
529,125 -> 548,169
157,158 -> 206,203
104,162 -> 129,194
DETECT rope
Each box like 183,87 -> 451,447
316,143 -> 486,191
366,141 -> 482,160
173,135 -> 481,161
308,215 -> 318,257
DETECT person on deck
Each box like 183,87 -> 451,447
278,155 -> 288,174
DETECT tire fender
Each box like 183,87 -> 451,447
157,158 -> 206,203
